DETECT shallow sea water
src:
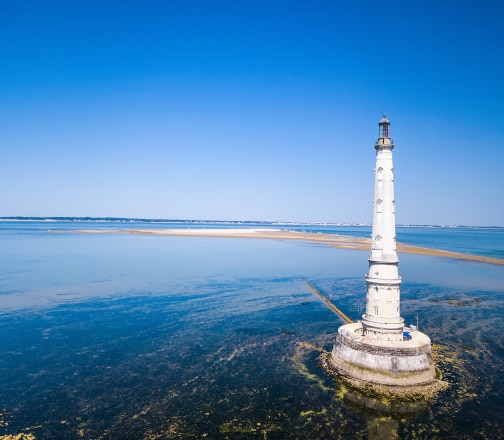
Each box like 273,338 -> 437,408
0,223 -> 503,439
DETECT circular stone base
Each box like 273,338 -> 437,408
328,323 -> 445,393
320,351 -> 447,401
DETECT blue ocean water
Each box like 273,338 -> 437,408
0,219 -> 503,438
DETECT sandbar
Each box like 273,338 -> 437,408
72,228 -> 504,266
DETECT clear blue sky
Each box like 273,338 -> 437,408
1,0 -> 503,226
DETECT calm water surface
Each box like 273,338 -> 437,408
0,221 -> 503,439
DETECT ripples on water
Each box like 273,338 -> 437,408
0,222 -> 503,439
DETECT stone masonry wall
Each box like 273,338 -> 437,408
331,335 -> 436,386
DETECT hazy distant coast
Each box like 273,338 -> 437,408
73,228 -> 504,266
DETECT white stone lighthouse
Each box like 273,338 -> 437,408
329,116 -> 438,389
361,115 -> 404,342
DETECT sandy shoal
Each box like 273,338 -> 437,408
73,228 -> 504,266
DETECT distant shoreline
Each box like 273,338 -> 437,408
3,218 -> 503,229
72,228 -> 504,266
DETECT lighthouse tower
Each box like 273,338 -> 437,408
328,116 -> 438,390
361,116 -> 404,342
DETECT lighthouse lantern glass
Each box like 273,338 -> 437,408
379,121 -> 389,138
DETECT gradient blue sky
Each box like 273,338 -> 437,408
1,0 -> 503,225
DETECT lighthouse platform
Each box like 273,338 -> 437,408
329,322 -> 437,388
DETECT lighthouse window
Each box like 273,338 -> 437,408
374,306 -> 379,316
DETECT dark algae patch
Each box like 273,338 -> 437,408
1,278 -> 504,439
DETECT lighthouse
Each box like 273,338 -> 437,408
328,116 -> 439,390
361,115 -> 404,342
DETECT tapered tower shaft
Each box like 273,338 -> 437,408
361,116 -> 404,342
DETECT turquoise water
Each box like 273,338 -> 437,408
0,220 -> 503,439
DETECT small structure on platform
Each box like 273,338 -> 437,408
328,116 -> 444,394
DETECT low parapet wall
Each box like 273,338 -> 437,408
336,332 -> 432,357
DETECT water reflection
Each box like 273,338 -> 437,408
341,386 -> 429,440
365,416 -> 399,440
342,387 -> 429,418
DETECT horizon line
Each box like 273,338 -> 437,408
0,216 -> 502,229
